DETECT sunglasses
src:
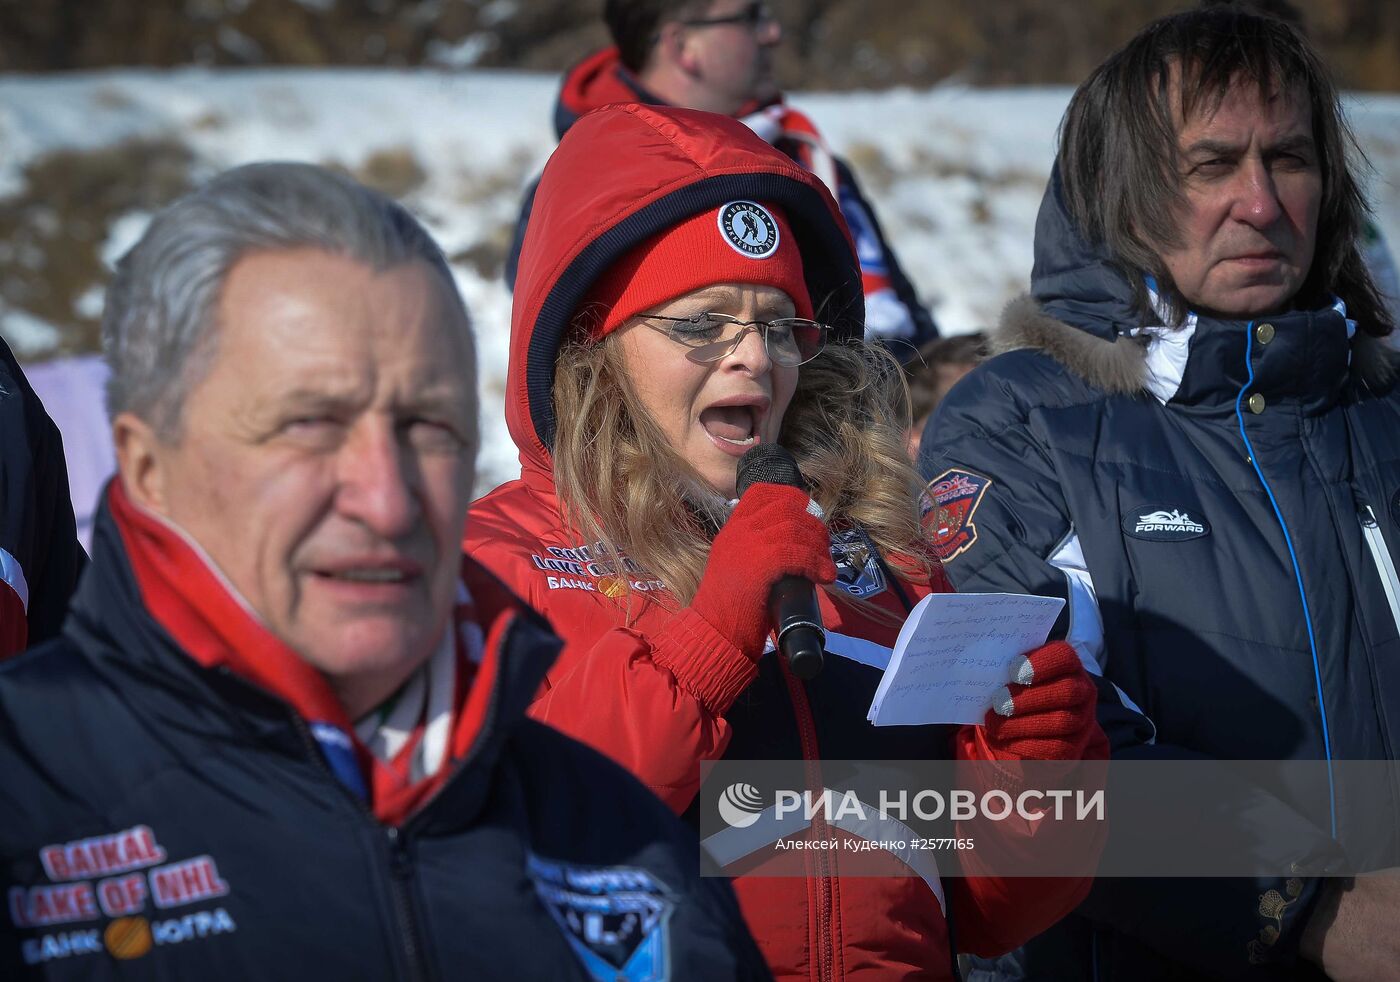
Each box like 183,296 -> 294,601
642,311 -> 827,367
679,1 -> 775,30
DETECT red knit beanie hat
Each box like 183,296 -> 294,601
577,200 -> 813,339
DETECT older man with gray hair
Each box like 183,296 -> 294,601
0,161 -> 766,981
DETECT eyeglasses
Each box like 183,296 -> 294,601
642,311 -> 827,367
679,1 -> 775,30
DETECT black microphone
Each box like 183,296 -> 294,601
736,445 -> 825,680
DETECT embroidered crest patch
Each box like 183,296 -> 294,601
527,855 -> 675,982
829,527 -> 886,598
717,201 -> 779,258
1122,505 -> 1210,542
926,469 -> 992,562
10,824 -> 238,968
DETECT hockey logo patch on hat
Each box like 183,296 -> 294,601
926,468 -> 992,563
527,855 -> 675,982
718,200 -> 780,258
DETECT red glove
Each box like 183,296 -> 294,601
983,641 -> 1106,761
690,484 -> 838,658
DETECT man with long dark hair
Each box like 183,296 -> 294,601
922,6 -> 1400,979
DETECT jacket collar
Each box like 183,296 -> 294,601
1004,162 -> 1400,412
554,46 -> 776,139
66,480 -> 561,826
554,47 -> 656,138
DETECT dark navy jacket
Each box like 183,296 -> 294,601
0,337 -> 84,658
921,170 -> 1400,980
502,49 -> 938,359
0,501 -> 769,981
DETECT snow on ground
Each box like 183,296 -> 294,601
3,69 -> 1400,498
0,303 -> 61,353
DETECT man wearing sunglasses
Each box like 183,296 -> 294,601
503,0 -> 940,360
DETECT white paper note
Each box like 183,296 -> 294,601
867,592 -> 1065,727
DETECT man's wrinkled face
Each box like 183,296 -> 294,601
1157,79 -> 1322,319
145,249 -> 477,716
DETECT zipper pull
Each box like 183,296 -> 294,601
386,827 -> 411,875
1356,497 -> 1381,529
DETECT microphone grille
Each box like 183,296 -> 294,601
736,445 -> 805,495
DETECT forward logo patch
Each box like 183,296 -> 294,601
926,468 -> 992,563
1123,506 -> 1210,542
527,855 -> 674,982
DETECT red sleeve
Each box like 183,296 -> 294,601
465,490 -> 758,815
861,563 -> 1096,955
530,608 -> 758,813
947,726 -> 1103,956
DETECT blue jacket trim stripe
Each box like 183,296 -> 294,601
1047,530 -> 1156,742
1234,321 -> 1337,839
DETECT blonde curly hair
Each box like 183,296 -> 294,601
552,329 -> 933,610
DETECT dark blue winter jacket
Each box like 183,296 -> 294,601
0,337 -> 84,658
0,499 -> 769,981
920,168 -> 1400,980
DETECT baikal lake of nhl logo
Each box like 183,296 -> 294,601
718,201 -> 779,258
9,824 -> 238,968
527,855 -> 675,982
1123,506 -> 1210,542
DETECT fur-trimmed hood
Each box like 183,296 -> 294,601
995,294 -> 1399,399
993,164 -> 1400,404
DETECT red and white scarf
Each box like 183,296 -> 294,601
741,104 -> 916,341
109,479 -> 491,825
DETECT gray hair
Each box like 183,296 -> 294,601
102,161 -> 468,438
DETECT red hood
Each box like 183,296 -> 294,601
554,48 -> 650,136
507,102 -> 863,478
554,47 -> 777,138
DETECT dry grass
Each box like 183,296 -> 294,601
0,139 -> 194,358
0,0 -> 1395,91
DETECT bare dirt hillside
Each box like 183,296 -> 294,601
3,0 -> 1399,91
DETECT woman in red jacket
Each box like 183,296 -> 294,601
467,103 -> 1106,981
